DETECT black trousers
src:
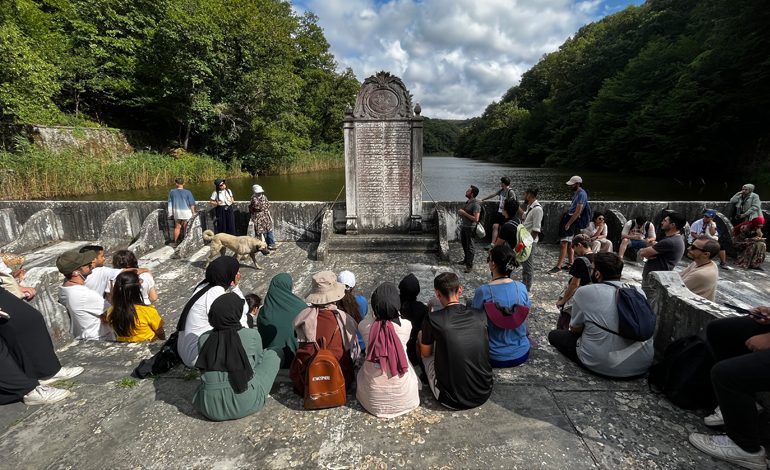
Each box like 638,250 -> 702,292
215,205 -> 236,235
460,226 -> 475,267
548,329 -> 583,366
707,316 -> 770,452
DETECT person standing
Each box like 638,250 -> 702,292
419,272 -> 493,410
729,183 -> 763,231
520,188 -> 543,291
481,177 -> 516,249
639,212 -> 686,291
550,176 -> 590,273
167,177 -> 197,246
248,184 -> 276,250
457,185 -> 481,274
209,178 -> 236,235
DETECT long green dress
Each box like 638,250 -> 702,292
193,328 -> 280,421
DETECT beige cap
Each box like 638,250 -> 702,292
566,176 -> 583,185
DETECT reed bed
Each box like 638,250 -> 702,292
0,148 -> 244,200
267,149 -> 344,175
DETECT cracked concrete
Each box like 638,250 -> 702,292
1,240 -> 769,469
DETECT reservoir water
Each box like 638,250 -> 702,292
58,155 -> 764,202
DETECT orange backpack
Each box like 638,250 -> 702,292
303,327 -> 346,410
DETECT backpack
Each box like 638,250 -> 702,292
304,328 -> 346,410
131,331 -> 181,378
514,223 -> 534,263
594,282 -> 656,341
648,335 -> 717,410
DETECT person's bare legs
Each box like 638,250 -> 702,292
491,223 -> 500,245
173,220 -> 182,244
554,240 -> 568,268
618,239 -> 629,259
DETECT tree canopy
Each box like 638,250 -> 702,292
455,0 -> 770,177
0,0 -> 360,173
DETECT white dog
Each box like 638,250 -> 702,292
202,230 -> 270,269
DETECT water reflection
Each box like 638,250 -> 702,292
55,155 -> 761,202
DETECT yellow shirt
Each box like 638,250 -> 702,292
107,304 -> 165,342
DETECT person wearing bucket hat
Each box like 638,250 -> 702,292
56,249 -> 115,341
689,209 -> 728,268
471,244 -> 531,368
549,176 -> 591,274
249,184 -> 276,250
289,271 -> 360,395
209,178 -> 236,235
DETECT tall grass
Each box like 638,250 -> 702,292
267,149 -> 344,174
0,147 -> 245,200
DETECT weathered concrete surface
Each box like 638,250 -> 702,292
97,208 -> 142,254
2,240 -> 769,469
128,209 -> 169,258
2,208 -> 64,253
0,208 -> 19,246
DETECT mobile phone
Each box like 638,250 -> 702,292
724,303 -> 766,319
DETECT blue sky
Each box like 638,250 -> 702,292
293,0 -> 644,119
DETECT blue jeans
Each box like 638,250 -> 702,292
259,230 -> 275,247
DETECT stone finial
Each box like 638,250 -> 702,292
414,103 -> 421,116
345,104 -> 353,116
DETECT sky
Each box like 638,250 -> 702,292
293,0 -> 645,119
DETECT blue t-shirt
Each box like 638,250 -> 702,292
569,188 -> 588,215
355,294 -> 368,352
471,281 -> 530,362
167,188 -> 196,214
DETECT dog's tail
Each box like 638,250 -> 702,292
202,229 -> 215,242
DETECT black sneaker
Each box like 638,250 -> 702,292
547,266 -> 560,274
562,263 -> 572,270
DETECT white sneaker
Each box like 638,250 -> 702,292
23,385 -> 71,405
704,404 -> 763,427
688,433 -> 766,470
39,366 -> 84,385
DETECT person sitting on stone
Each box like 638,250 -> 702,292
729,183 -> 763,232
480,176 -> 516,249
256,273 -> 307,368
79,245 -> 149,309
0,286 -> 84,405
356,282 -> 419,419
419,272 -> 493,409
734,218 -> 766,270
689,209 -> 728,269
583,212 -> 612,253
679,236 -> 720,302
337,270 -> 366,352
639,212 -> 686,290
617,216 -> 656,260
105,271 -> 165,342
688,307 -> 770,469
244,292 -> 262,329
249,184 -> 276,250
555,235 -> 594,330
289,271 -> 360,395
56,249 -> 115,341
193,293 -> 280,422
547,252 -> 654,378
398,273 -> 428,367
0,257 -> 35,300
110,250 -> 158,305
471,245 -> 531,368
177,257 -> 248,368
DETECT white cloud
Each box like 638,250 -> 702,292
296,0 -> 634,118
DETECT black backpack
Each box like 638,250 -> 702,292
595,282 -> 656,341
648,335 -> 717,410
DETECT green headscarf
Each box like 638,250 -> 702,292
256,273 -> 307,368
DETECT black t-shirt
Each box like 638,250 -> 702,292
400,300 -> 429,365
421,304 -> 493,409
568,254 -> 594,286
642,234 -> 685,279
498,219 -> 520,248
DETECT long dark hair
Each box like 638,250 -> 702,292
109,271 -> 144,337
112,249 -> 138,269
489,244 -> 517,277
336,289 -> 361,322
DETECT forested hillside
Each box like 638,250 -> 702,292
455,0 -> 770,177
423,118 -> 467,155
0,0 -> 360,173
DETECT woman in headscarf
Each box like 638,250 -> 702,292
729,183 -> 763,231
289,271 -> 360,395
735,218 -> 766,269
257,273 -> 308,368
193,293 -> 280,421
177,256 -> 247,368
356,282 -> 419,418
249,185 -> 276,250
471,244 -> 531,368
398,273 -> 428,366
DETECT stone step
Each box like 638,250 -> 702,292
327,233 -> 438,252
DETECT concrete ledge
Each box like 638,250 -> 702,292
175,214 -> 204,259
128,209 -> 169,258
0,208 -> 19,247
649,270 -> 738,355
3,208 -> 64,253
316,209 -> 332,261
25,266 -> 72,348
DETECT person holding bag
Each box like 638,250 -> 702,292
471,244 -> 531,368
209,178 -> 236,235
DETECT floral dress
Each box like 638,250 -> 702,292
249,194 -> 273,234
735,226 -> 766,269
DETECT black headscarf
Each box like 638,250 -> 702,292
176,256 -> 240,331
398,273 -> 420,303
195,293 -> 253,394
370,282 -> 401,326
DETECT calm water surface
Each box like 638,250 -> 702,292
57,155 -> 763,202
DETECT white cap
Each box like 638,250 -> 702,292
252,184 -> 264,194
566,176 -> 582,185
337,270 -> 356,289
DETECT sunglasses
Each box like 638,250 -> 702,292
688,245 -> 705,252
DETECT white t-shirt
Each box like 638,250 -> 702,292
689,218 -> 718,243
58,284 -> 115,341
523,200 -> 543,242
106,271 -> 156,305
570,282 -> 654,377
85,266 -> 122,298
210,189 -> 234,206
178,284 -> 249,367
